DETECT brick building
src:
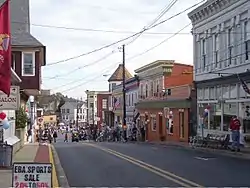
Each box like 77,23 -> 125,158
96,92 -> 110,129
135,60 -> 194,143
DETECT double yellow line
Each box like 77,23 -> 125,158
85,143 -> 202,187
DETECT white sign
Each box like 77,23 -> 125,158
0,86 -> 20,110
12,162 -> 52,188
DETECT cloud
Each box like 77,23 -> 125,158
29,0 -> 200,97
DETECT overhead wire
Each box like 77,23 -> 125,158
126,23 -> 191,61
44,50 -> 116,79
58,63 -> 119,93
44,0 -> 206,67
44,23 -> 191,81
55,37 -> 249,93
52,61 -> 120,90
126,0 -> 178,45
45,20 -> 247,90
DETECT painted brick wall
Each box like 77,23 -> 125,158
164,63 -> 193,88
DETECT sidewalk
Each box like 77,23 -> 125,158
138,140 -> 250,159
0,143 -> 59,187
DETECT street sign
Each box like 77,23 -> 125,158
12,162 -> 52,188
0,86 -> 20,110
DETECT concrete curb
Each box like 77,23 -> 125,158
137,141 -> 250,160
50,144 -> 70,188
48,145 -> 59,187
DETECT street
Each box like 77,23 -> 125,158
54,135 -> 250,187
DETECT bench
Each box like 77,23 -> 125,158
189,134 -> 230,149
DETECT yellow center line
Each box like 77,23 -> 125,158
84,143 -> 203,187
49,145 -> 59,188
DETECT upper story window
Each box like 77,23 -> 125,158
89,95 -> 94,98
102,99 -> 107,109
66,109 -> 70,113
156,80 -> 159,93
140,84 -> 143,96
214,34 -> 219,68
244,21 -> 250,61
201,39 -> 207,71
61,109 -> 65,113
227,28 -> 233,66
145,84 -> 148,98
22,52 -> 35,76
150,81 -> 154,96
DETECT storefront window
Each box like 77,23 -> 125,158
239,82 -> 250,99
197,88 -> 203,100
216,86 -> 222,100
198,103 -> 209,129
204,88 -> 209,99
209,87 -> 215,100
209,103 -> 221,130
239,102 -> 250,133
229,84 -> 237,99
151,117 -> 156,131
222,85 -> 229,99
223,103 -> 237,131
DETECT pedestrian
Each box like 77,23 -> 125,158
64,132 -> 68,142
230,115 -> 241,152
53,130 -> 58,143
27,128 -> 32,143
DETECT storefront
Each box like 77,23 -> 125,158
196,72 -> 250,145
136,99 -> 192,142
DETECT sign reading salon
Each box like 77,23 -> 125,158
0,86 -> 20,110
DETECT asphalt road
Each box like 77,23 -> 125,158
53,135 -> 250,187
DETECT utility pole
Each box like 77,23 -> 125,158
86,97 -> 89,127
76,100 -> 79,129
122,44 -> 127,138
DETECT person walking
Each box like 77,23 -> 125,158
230,115 -> 241,152
53,130 -> 58,143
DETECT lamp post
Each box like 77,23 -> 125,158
29,96 -> 35,143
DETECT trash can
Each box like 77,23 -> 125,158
0,143 -> 13,169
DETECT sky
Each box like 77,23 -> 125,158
29,0 -> 203,98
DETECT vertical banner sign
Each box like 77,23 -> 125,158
12,163 -> 53,188
0,0 -> 11,96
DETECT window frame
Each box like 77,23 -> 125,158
151,116 -> 157,131
22,51 -> 35,76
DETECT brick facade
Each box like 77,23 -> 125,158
135,61 -> 194,143
97,93 -> 110,129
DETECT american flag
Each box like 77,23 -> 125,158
113,97 -> 120,111
238,74 -> 250,95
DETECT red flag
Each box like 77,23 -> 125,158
0,0 -> 11,96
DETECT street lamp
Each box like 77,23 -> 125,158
29,96 -> 35,143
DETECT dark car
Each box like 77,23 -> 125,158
71,130 -> 79,142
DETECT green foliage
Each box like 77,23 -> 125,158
15,107 -> 28,129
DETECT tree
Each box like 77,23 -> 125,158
15,107 -> 28,129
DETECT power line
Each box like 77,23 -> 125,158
13,20 -> 250,35
52,61 -> 119,90
44,51 -> 116,80
59,50 -> 249,94
43,24 -> 190,82
126,0 -> 178,45
44,1 -> 205,66
127,23 -> 191,61
58,63 -> 117,93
